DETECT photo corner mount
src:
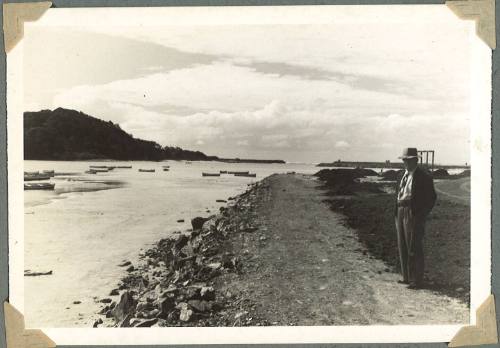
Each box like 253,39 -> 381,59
3,1 -> 52,54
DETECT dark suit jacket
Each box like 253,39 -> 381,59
394,167 -> 437,218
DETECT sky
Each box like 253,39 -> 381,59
23,7 -> 474,164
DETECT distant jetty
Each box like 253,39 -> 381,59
317,161 -> 469,170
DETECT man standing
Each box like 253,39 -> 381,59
395,148 -> 436,289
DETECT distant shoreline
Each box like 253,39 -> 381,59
317,161 -> 470,169
24,158 -> 286,164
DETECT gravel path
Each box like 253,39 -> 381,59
221,174 -> 469,325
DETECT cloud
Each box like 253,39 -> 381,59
39,14 -> 473,164
335,140 -> 350,148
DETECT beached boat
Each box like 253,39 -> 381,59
220,170 -> 228,174
116,166 -> 132,169
163,168 -> 170,172
89,165 -> 108,168
202,172 -> 221,177
90,169 -> 109,173
162,165 -> 170,168
228,171 -> 250,175
24,171 -> 39,175
139,169 -> 155,172
234,173 -> 257,177
24,183 -> 55,190
85,170 -> 97,174
24,174 -> 51,181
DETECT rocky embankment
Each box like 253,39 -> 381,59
95,181 -> 268,327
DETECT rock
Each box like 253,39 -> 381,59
200,286 -> 215,300
118,261 -> 131,267
234,311 -> 246,319
207,262 -> 222,270
146,309 -> 160,318
99,298 -> 112,303
110,289 -> 120,296
133,318 -> 159,327
73,301 -> 81,304
177,303 -> 194,322
188,300 -> 213,313
93,318 -> 103,328
111,291 -> 137,323
191,217 -> 209,230
118,313 -> 134,327
152,319 -> 167,327
177,286 -> 201,301
98,305 -> 110,314
432,168 -> 450,178
157,297 -> 176,317
126,265 -> 135,272
136,301 -> 154,312
216,199 -> 227,203
177,219 -> 185,223
173,234 -> 189,250
159,285 -> 178,297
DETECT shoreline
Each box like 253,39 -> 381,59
96,179 -> 271,327
95,172 -> 470,327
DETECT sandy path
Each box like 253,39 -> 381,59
225,174 -> 469,325
434,178 -> 470,205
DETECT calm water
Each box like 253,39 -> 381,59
24,160 -> 319,328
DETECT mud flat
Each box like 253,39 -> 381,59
97,173 -> 469,327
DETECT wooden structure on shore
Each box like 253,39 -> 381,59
418,150 -> 435,172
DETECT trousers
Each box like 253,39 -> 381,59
395,206 -> 425,285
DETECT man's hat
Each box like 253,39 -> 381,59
398,147 -> 420,159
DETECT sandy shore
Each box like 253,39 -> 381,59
96,173 -> 469,327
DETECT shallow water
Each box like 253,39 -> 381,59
23,160 -> 319,328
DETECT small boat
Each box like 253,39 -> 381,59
163,168 -> 170,172
24,183 -> 55,190
89,165 -> 108,168
139,169 -> 155,172
24,171 -> 39,175
85,170 -> 97,174
106,166 -> 115,170
228,171 -> 250,175
202,172 -> 221,177
91,169 -> 109,173
220,170 -> 228,174
116,166 -> 132,169
234,173 -> 257,177
162,165 -> 170,168
24,174 -> 51,181
42,170 -> 55,177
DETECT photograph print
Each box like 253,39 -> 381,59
8,4 -> 492,343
